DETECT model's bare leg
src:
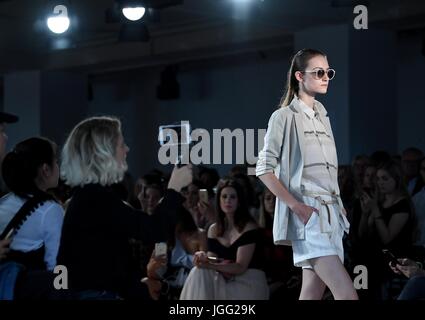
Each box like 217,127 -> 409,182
299,268 -> 327,300
310,255 -> 358,300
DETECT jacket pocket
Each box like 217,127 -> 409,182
305,212 -> 317,229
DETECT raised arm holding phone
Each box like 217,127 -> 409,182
57,116 -> 193,300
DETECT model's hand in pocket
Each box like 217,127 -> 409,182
290,202 -> 319,225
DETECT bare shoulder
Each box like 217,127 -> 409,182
243,222 -> 259,233
208,223 -> 218,238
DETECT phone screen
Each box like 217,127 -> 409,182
199,189 -> 209,204
207,256 -> 223,263
155,242 -> 167,257
158,121 -> 191,146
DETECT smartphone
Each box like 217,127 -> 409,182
207,256 -> 223,263
158,121 -> 191,146
382,249 -> 399,266
155,242 -> 167,257
199,189 -> 209,204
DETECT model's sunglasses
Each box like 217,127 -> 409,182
302,68 -> 336,80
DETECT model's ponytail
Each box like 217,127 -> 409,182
279,48 -> 326,108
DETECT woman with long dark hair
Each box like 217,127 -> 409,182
358,160 -> 416,299
180,179 -> 269,300
413,157 -> 425,246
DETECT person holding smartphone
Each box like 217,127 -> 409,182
357,160 -> 415,299
180,179 -> 269,300
389,257 -> 425,300
256,49 -> 357,300
347,164 -> 377,286
57,116 -> 193,300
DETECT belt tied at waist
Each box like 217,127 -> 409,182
301,190 -> 343,233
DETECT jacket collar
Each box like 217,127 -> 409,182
288,95 -> 334,145
289,95 -> 328,117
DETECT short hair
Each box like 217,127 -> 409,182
61,116 -> 127,187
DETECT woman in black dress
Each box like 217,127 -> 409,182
180,179 -> 269,300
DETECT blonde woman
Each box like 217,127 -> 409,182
256,49 -> 357,300
57,116 -> 192,300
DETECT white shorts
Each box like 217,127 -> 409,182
291,195 -> 349,269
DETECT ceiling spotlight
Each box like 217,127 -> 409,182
47,5 -> 70,34
122,6 -> 146,21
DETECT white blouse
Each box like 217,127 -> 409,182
298,99 -> 339,194
0,193 -> 64,270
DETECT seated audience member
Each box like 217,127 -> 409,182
132,182 -> 165,276
347,164 -> 377,277
258,187 -> 300,300
390,257 -> 425,300
338,165 -> 356,216
181,180 -> 205,228
357,160 -> 416,299
413,157 -> 425,246
351,155 -> 370,191
232,173 -> 259,222
401,148 -> 424,196
135,171 -> 165,211
153,206 -> 207,299
138,183 -> 164,216
180,179 -> 269,300
0,137 -> 63,271
197,188 -> 216,231
198,167 -> 220,191
57,116 -> 192,300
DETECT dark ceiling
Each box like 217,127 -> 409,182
0,0 -> 424,74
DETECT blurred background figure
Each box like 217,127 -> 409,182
401,147 -> 424,196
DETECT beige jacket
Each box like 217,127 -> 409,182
256,96 -> 345,245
